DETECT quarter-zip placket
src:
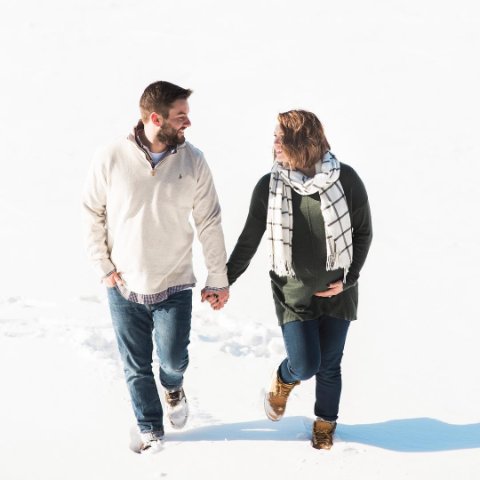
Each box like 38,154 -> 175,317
132,126 -> 176,176
137,144 -> 176,176
136,144 -> 158,176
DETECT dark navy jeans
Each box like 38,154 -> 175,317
107,287 -> 192,433
279,315 -> 350,422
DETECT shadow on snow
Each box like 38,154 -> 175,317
167,416 -> 480,452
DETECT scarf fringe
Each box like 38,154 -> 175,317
327,254 -> 350,278
326,254 -> 337,271
270,257 -> 296,278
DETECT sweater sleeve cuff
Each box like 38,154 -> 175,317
96,259 -> 116,280
343,279 -> 357,292
205,286 -> 230,292
205,273 -> 229,289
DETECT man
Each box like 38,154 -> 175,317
82,81 -> 229,453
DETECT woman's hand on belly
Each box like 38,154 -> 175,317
313,280 -> 344,298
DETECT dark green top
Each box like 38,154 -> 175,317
227,163 -> 373,325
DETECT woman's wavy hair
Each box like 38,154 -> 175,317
277,110 -> 330,170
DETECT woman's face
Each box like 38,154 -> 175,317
273,124 -> 290,167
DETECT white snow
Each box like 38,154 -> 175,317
1,1 -> 480,479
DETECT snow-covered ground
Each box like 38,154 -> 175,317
1,1 -> 480,479
1,295 -> 479,479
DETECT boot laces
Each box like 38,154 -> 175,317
313,420 -> 335,446
140,431 -> 164,451
166,389 -> 184,407
274,380 -> 296,398
313,428 -> 332,445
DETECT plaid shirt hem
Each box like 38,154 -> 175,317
115,283 -> 228,305
117,283 -> 195,305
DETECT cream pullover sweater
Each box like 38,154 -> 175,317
82,133 -> 228,294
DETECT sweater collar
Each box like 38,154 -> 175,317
128,120 -> 184,155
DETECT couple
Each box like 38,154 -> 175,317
82,81 -> 373,454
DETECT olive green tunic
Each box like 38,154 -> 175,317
227,163 -> 373,325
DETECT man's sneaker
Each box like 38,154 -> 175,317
311,418 -> 336,450
264,369 -> 300,421
139,430 -> 164,454
165,387 -> 189,429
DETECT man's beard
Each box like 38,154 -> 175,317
156,122 -> 185,146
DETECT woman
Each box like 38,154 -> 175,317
226,110 -> 372,450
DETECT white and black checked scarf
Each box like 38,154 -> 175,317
267,151 -> 353,278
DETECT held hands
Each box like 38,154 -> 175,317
201,287 -> 230,311
314,280 -> 343,298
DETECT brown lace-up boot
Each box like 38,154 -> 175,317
311,418 -> 337,450
264,370 -> 300,421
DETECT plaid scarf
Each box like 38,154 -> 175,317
267,151 -> 353,278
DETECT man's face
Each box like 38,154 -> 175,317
156,99 -> 191,146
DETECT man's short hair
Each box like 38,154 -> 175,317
139,81 -> 193,122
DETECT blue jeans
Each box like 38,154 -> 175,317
279,315 -> 350,422
107,287 -> 192,433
